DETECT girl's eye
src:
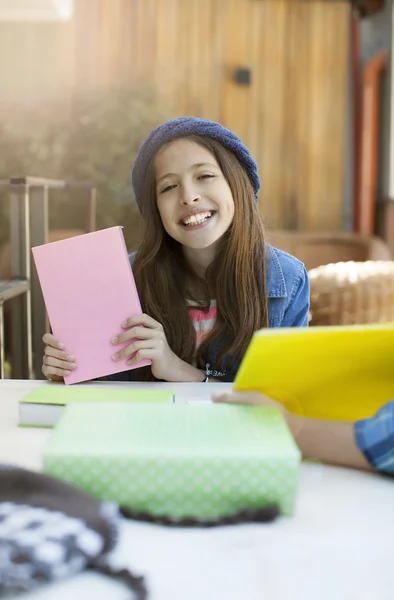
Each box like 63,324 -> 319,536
160,184 -> 177,194
198,174 -> 215,180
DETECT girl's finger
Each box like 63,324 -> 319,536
212,392 -> 270,406
126,348 -> 154,365
44,346 -> 75,363
121,313 -> 163,331
43,365 -> 71,378
112,339 -> 155,362
42,333 -> 65,350
111,326 -> 160,346
43,355 -> 77,371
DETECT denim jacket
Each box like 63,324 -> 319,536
109,245 -> 310,382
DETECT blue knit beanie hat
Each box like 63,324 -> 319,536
132,116 -> 260,213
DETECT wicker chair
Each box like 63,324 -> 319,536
309,261 -> 394,326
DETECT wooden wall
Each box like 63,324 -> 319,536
0,0 -> 350,231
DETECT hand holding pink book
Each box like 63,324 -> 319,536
33,227 -> 151,384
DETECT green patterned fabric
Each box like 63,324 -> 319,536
43,403 -> 301,518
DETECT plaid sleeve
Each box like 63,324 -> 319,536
355,400 -> 394,475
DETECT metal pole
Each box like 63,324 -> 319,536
10,186 -> 33,379
29,185 -> 49,379
86,187 -> 97,233
0,301 -> 4,379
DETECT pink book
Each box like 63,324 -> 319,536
32,226 -> 151,384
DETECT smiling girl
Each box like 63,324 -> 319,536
42,117 -> 310,383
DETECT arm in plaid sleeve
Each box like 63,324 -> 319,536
355,400 -> 394,476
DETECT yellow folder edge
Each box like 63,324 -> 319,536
234,324 -> 394,422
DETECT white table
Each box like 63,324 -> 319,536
1,380 -> 393,600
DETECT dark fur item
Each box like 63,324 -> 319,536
0,465 -> 280,598
0,465 -> 148,599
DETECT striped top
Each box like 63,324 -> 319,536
188,299 -> 217,353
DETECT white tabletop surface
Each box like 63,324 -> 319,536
1,379 -> 393,600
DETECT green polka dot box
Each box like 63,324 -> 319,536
43,402 -> 301,519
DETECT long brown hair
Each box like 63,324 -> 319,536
132,135 -> 268,378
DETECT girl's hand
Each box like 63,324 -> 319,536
213,391 -> 302,437
111,314 -> 184,381
42,333 -> 78,382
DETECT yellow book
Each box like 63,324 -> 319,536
234,324 -> 394,422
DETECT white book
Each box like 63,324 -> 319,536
19,386 -> 175,428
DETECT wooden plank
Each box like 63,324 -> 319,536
74,0 -> 101,91
220,0 -> 250,141
108,0 -> 123,84
174,0 -> 189,116
247,0 -> 264,164
304,1 -> 348,231
135,0 -> 157,87
154,0 -> 178,114
323,2 -> 348,230
293,0 -> 311,231
256,0 -> 288,228
280,0 -> 299,230
306,1 -> 323,230
209,0 -> 225,123
186,0 -> 202,115
199,0 -> 214,120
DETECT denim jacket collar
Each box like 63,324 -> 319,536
266,245 -> 287,299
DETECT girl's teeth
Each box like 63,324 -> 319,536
183,212 -> 212,226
